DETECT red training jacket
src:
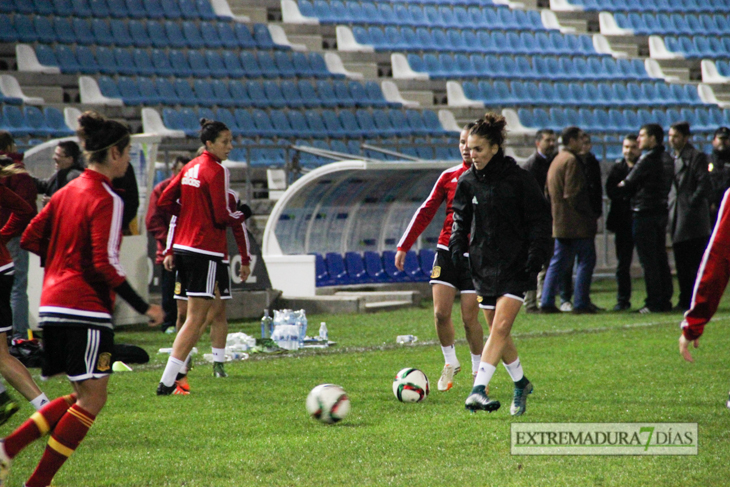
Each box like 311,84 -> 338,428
145,176 -> 175,265
397,161 -> 471,252
157,151 -> 246,260
21,170 -> 127,329
0,185 -> 34,273
683,188 -> 730,340
0,154 -> 37,232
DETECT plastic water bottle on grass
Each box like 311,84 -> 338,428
319,322 -> 328,342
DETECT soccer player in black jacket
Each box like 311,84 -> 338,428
450,113 -> 552,415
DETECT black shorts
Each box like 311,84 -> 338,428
478,292 -> 526,310
429,248 -> 475,292
41,326 -> 114,382
0,274 -> 13,334
174,253 -> 231,301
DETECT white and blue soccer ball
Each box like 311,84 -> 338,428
306,384 -> 351,424
393,368 -> 429,403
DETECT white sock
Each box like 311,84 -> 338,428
161,357 -> 185,387
212,347 -> 226,364
471,353 -> 482,374
503,358 -> 524,382
474,362 -> 497,388
180,352 -> 192,374
441,344 -> 459,367
30,393 -> 49,410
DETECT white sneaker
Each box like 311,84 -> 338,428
0,441 -> 11,487
560,301 -> 573,312
437,363 -> 460,392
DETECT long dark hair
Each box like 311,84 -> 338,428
76,111 -> 130,165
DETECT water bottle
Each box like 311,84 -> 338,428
396,335 -> 418,344
261,309 -> 272,338
297,310 -> 308,348
319,322 -> 328,342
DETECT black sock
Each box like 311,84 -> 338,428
175,372 -> 187,381
515,376 -> 530,389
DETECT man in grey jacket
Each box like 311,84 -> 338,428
668,121 -> 711,311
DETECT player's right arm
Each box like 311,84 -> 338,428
157,170 -> 184,216
20,196 -> 54,261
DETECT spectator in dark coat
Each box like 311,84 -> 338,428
146,156 -> 188,332
112,162 -> 139,235
605,134 -> 641,311
34,141 -> 84,205
667,121 -> 712,311
708,126 -> 730,225
0,131 -> 37,339
616,124 -> 674,314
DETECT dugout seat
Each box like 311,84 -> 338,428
364,251 -> 388,283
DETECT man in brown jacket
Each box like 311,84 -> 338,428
540,126 -> 599,314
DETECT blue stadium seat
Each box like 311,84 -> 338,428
90,18 -> 113,46
215,108 -> 240,136
423,109 -> 447,136
333,80 -> 356,107
217,51 -> 244,78
251,109 -> 278,138
108,19 -> 132,47
382,250 -> 410,282
228,80 -> 252,108
314,253 -> 335,287
3,106 -> 30,137
257,51 -> 279,78
44,107 -> 73,137
147,20 -> 169,48
373,109 -> 402,137
196,0 -> 219,20
308,52 -> 334,78
73,46 -> 97,74
147,48 -> 173,76
362,251 -> 387,283
115,76 -> 144,105
33,16 -> 55,44
202,51 -> 225,78
403,250 -> 425,281
320,110 -> 347,138
268,110 -> 297,138
303,111 -> 328,138
173,79 -> 196,106
254,23 -> 279,50
274,51 -> 297,78
112,48 -> 137,76
72,18 -> 94,45
164,20 -> 187,48
418,248 -> 435,279
234,109 -> 257,137
215,23 -> 239,49
0,15 -> 18,43
290,52 -> 313,78
160,0 -> 181,18
245,81 -> 268,108
192,80 -> 218,107
325,252 -> 352,285
95,46 -> 117,74
181,21 -> 205,49
106,0 -> 128,17
234,23 -> 256,48
71,0 -> 92,16
344,252 -> 370,283
262,81 -> 287,109
53,0 -> 74,15
295,80 -> 322,108
167,50 -> 192,76
128,20 -> 152,47
24,106 -> 54,137
339,110 -> 365,138
187,50 -> 210,77
137,77 -> 163,105
89,0 -> 109,16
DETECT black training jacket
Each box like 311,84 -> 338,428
449,150 -> 553,296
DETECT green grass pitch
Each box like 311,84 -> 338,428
3,279 -> 730,486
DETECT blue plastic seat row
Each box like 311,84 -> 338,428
0,0 -> 225,20
354,0 -> 494,5
614,12 -> 730,36
0,105 -> 74,138
3,15 -> 279,50
300,1 -> 541,30
98,77 -> 398,109
33,44 -> 334,79
569,0 -> 726,13
663,35 -> 730,60
355,27 -> 598,57
161,107 -> 449,139
467,80 -> 706,109
407,53 -> 650,81
315,250 -> 434,286
516,106 -> 730,135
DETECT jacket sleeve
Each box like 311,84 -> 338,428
20,199 -> 54,261
562,157 -> 592,216
397,172 -> 446,252
617,156 -> 651,196
34,176 -> 51,195
157,170 -> 183,216
145,181 -> 169,242
522,173 -> 554,266
0,186 -> 35,243
605,163 -> 625,201
449,177 -> 472,259
228,192 -> 251,265
89,194 -> 127,289
682,189 -> 730,340
211,165 -> 245,227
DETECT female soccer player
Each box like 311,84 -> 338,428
395,123 -> 484,392
156,119 -> 248,395
0,168 -> 49,423
0,111 -> 163,487
450,113 -> 552,415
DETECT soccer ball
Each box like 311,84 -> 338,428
392,368 -> 429,403
306,384 -> 351,424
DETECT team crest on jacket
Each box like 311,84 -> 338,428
97,352 -> 112,372
174,282 -> 182,295
431,266 -> 441,278
182,164 -> 201,188
477,296 -> 483,303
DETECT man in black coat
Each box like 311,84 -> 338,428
616,124 -> 674,313
605,134 -> 641,311
521,129 -> 557,312
34,141 -> 84,205
668,121 -> 712,311
708,126 -> 730,225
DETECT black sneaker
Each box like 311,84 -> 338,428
0,393 -> 18,427
613,303 -> 631,311
465,386 -> 501,413
538,306 -> 562,314
156,382 -> 189,396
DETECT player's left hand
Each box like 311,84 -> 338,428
240,264 -> 251,282
679,333 -> 699,362
146,304 -> 164,327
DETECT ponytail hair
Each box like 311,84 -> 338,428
76,111 -> 130,165
0,164 -> 26,179
469,112 -> 507,147
199,118 -> 229,146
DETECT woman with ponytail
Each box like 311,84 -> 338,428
0,111 -> 163,487
449,113 -> 552,416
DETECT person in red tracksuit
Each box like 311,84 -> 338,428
163,188 -> 252,389
146,156 -> 189,333
395,122 -> 484,392
0,111 -> 163,487
156,119 -> 249,395
0,174 -> 49,425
